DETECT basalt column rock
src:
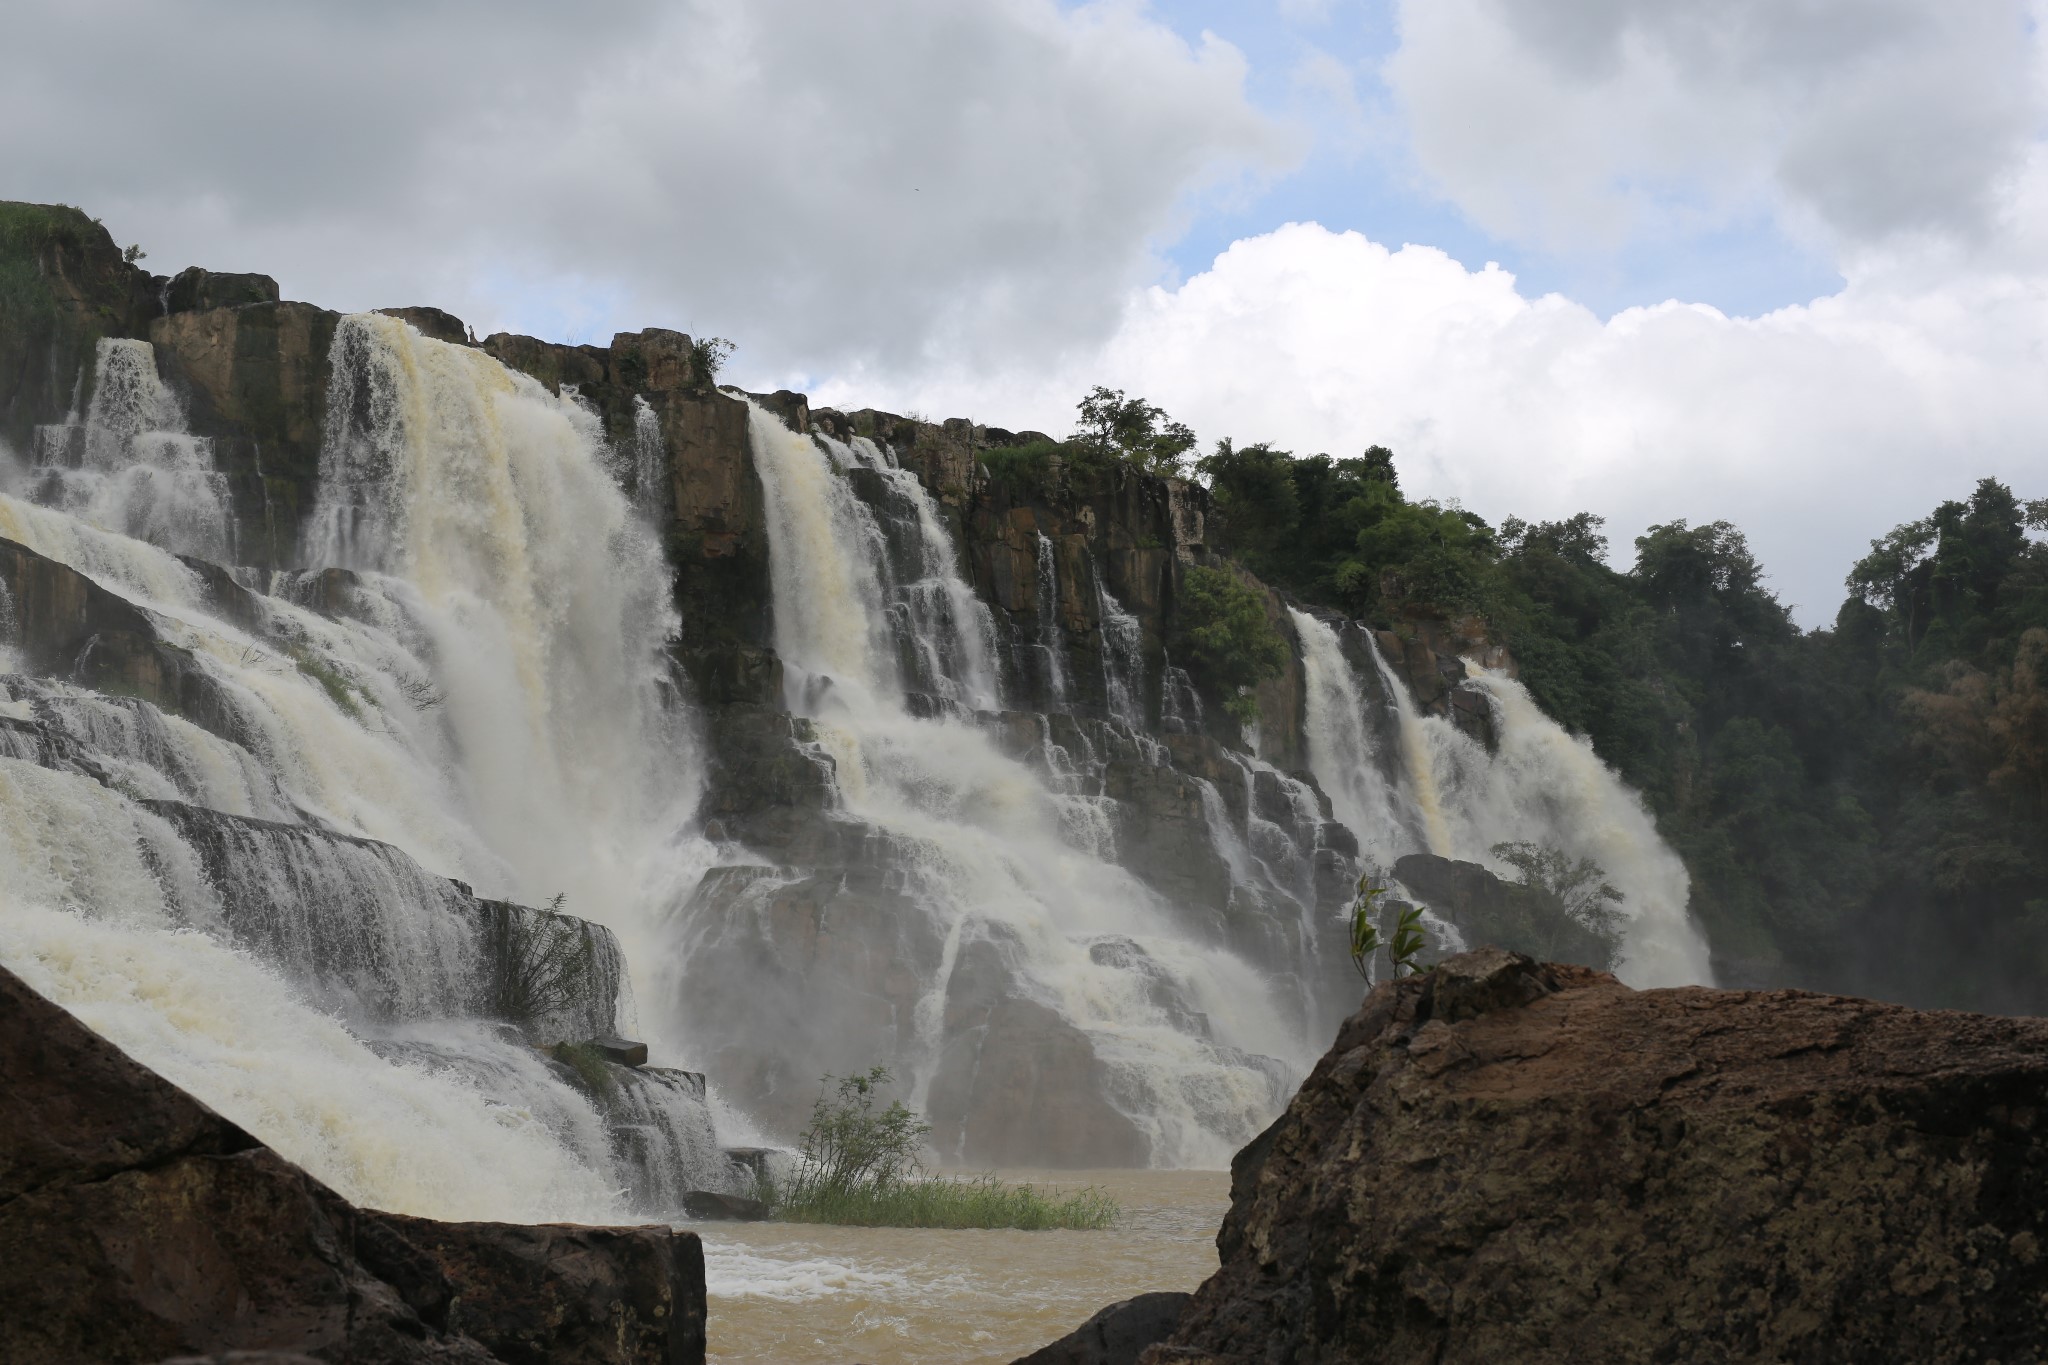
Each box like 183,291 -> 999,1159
0,963 -> 705,1365
148,301 -> 342,568
1148,949 -> 2048,1365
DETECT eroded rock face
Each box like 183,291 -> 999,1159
0,964 -> 705,1365
1148,949 -> 2048,1365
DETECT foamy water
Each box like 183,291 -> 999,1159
697,1168 -> 1227,1365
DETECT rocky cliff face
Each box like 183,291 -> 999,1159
1147,949 -> 2048,1364
0,962 -> 706,1365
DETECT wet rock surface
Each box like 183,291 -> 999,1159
679,1191 -> 769,1221
0,963 -> 705,1365
1015,1292 -> 1192,1365
1144,949 -> 2048,1364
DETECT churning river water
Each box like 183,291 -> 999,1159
696,1169 -> 1228,1364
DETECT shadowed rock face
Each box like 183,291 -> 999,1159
1145,949 -> 2048,1365
1015,1292 -> 1192,1365
0,964 -> 705,1365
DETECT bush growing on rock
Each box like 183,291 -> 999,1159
1175,565 -> 1289,724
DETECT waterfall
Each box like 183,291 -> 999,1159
1418,673 -> 1712,987
1034,533 -> 1071,709
734,401 -> 1302,1164
1291,612 -> 1713,988
632,395 -> 666,516
1291,610 -> 1419,863
1094,563 -> 1146,728
1366,634 -> 1455,856
27,338 -> 234,562
0,314 -> 731,1221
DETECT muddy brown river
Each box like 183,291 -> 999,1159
695,1169 -> 1229,1364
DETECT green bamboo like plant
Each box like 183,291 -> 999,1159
1349,873 -> 1386,980
1388,904 -> 1428,976
1350,872 -> 1431,980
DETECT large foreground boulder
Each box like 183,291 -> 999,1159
1146,949 -> 2048,1364
0,964 -> 705,1365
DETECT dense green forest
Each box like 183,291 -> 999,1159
1197,431 -> 2048,1011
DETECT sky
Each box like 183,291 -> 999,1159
4,0 -> 2045,623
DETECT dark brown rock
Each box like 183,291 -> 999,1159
0,536 -> 235,732
379,1215 -> 706,1365
375,306 -> 471,345
0,963 -> 704,1365
165,268 -> 281,314
148,300 -> 342,568
1147,948 -> 2048,1364
1015,1292 -> 1192,1365
587,1036 -> 651,1067
679,1191 -> 769,1222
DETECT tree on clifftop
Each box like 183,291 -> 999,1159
1074,386 -> 1198,478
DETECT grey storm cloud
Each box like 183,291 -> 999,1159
1385,0 -> 2041,253
0,0 -> 1294,378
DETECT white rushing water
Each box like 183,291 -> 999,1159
1033,532 -> 1071,709
1290,610 -> 1713,987
743,403 -> 1300,1164
29,337 -> 235,562
1292,610 -> 1422,863
0,319 -> 730,1220
1094,561 -> 1147,729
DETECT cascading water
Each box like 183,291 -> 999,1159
0,318 -> 739,1222
632,395 -> 667,516
1290,610 -> 1713,988
1418,672 -> 1711,985
1034,533 -> 1071,709
1095,563 -> 1146,728
27,337 -> 234,562
732,401 -> 1302,1164
1292,610 -> 1427,862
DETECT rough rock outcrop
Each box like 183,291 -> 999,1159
1015,1292 -> 1192,1365
0,963 -> 705,1365
0,536 -> 235,731
1147,949 -> 2048,1364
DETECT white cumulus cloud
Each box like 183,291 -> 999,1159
1384,0 -> 2042,254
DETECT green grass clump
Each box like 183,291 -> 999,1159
548,1041 -> 617,1098
287,646 -> 362,719
977,439 -> 1063,491
768,1171 -> 1120,1230
766,1066 -> 1120,1230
